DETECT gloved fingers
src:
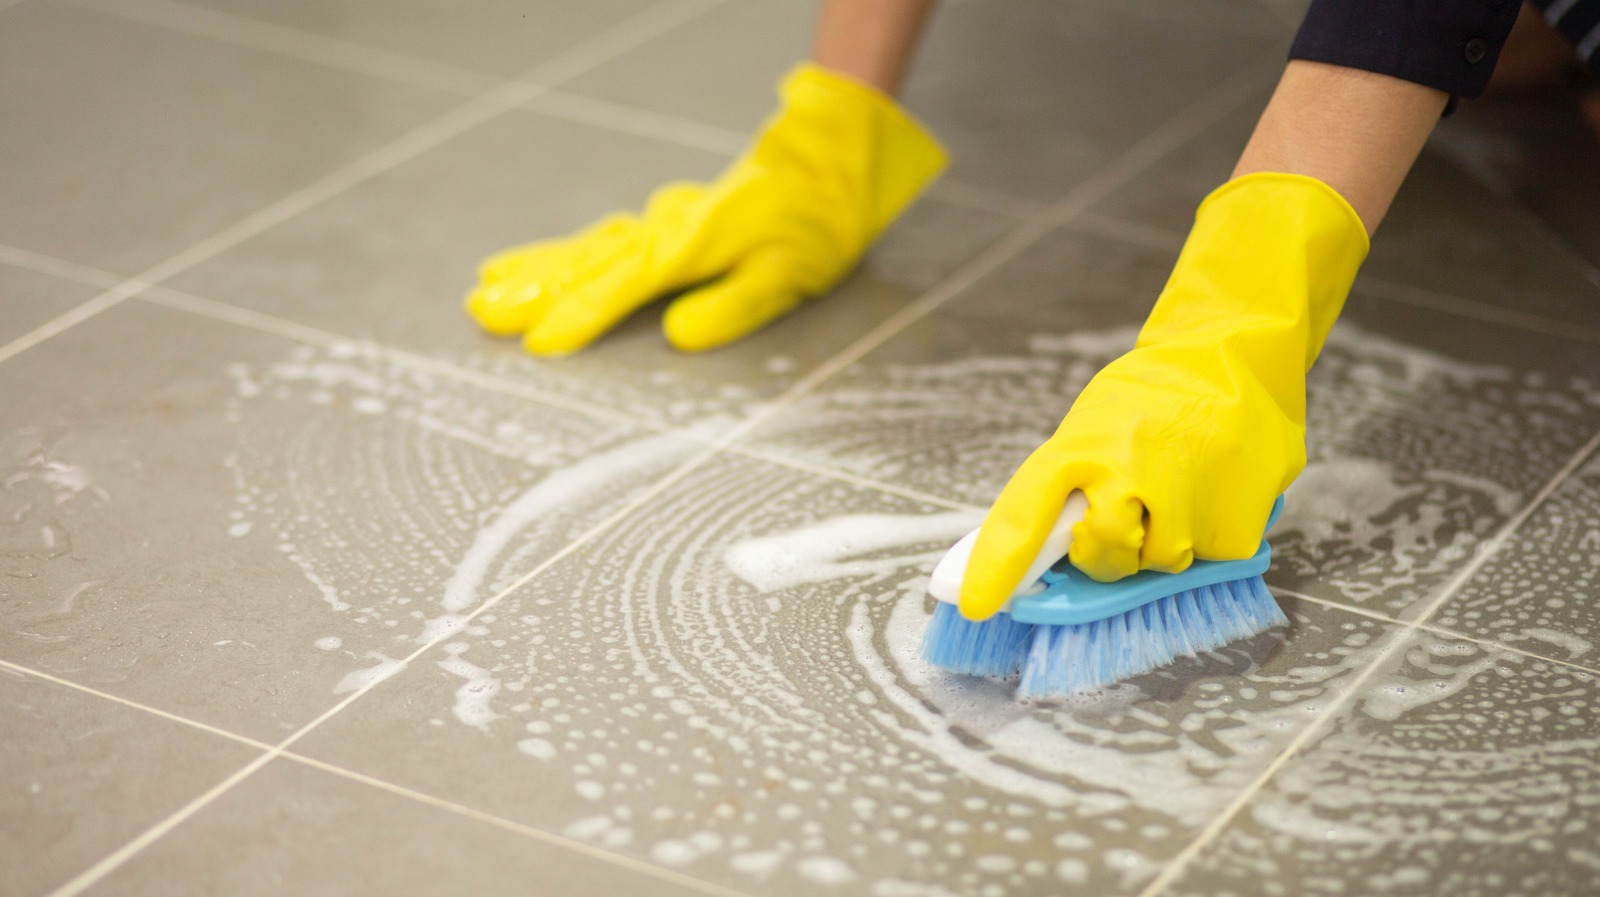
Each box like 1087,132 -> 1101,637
467,219 -> 640,336
1137,491 -> 1195,574
1068,481 -> 1145,583
958,447 -> 1080,622
661,251 -> 805,352
521,254 -> 667,356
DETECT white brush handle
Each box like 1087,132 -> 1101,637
929,491 -> 1089,608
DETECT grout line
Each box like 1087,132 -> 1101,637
1354,275 -> 1600,346
0,243 -> 126,290
519,0 -> 723,88
0,288 -> 141,366
1139,423 -> 1600,897
134,285 -> 645,432
1067,212 -> 1186,253
55,0 -> 499,96
522,89 -> 748,156
134,282 -> 985,515
924,179 -> 1045,220
1042,53 -> 1279,227
47,754 -> 280,895
1426,135 -> 1600,295
1067,212 -> 1600,347
279,752 -> 756,897
1271,588 -> 1600,679
719,444 -> 987,513
0,658 -> 276,752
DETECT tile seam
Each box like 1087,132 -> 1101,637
1138,422 -> 1600,897
1066,213 -> 1600,345
0,244 -> 127,290
278,752 -> 758,897
1272,588 -> 1600,679
129,284 -> 984,512
52,0 -> 498,96
0,658 -> 276,751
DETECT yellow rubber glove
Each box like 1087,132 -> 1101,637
465,63 -> 946,355
958,172 -> 1369,621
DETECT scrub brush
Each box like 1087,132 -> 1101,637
922,493 -> 1287,698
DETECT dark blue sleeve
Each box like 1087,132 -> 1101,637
1290,0 -> 1523,100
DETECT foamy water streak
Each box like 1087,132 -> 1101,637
215,325 -> 1600,895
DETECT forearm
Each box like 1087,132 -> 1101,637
811,0 -> 936,96
1232,60 -> 1447,235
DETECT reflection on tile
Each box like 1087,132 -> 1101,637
171,0 -> 655,80
1433,450 -> 1600,661
905,0 -> 1279,202
0,264 -> 103,346
1439,93 -> 1600,272
0,300 -> 694,739
745,228 -> 1600,615
1086,93 -> 1600,332
168,111 -> 1015,428
0,667 -> 260,897
0,2 -> 459,275
1171,633 -> 1600,897
295,452 -> 1398,896
1363,150 -> 1600,332
90,758 -> 711,897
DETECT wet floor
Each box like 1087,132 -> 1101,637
4,1 -> 1600,895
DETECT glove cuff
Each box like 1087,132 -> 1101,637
1142,172 -> 1369,368
773,62 -> 949,241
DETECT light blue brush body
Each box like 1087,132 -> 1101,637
922,497 -> 1288,697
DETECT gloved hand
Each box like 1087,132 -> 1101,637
958,172 -> 1369,621
465,62 -> 947,355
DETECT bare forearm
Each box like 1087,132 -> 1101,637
1232,60 -> 1447,235
811,0 -> 936,96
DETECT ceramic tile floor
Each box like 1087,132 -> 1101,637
4,1 -> 1600,895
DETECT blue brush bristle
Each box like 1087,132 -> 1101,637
1015,574 -> 1286,698
920,601 -> 1034,678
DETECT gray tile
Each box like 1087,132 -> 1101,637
1433,449 -> 1600,662
169,0 -> 658,80
1080,0 -> 1298,38
0,2 -> 460,275
557,0 -> 813,136
1438,92 -> 1600,274
904,0 -> 1281,203
87,758 -> 712,897
0,299 -> 695,740
744,228 -> 1600,616
1169,632 -> 1600,897
1085,95 -> 1600,332
294,452 -> 1400,896
166,110 -> 1016,429
0,666 -> 260,897
0,263 -> 104,346
562,0 -> 1282,203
